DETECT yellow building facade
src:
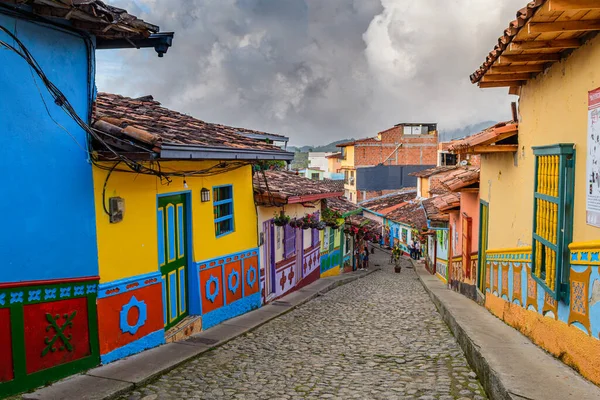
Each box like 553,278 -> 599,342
467,2 -> 600,385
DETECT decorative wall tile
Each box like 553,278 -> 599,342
568,267 -> 592,335
543,292 -> 558,320
526,265 -> 538,311
501,263 -> 509,299
512,263 -> 523,305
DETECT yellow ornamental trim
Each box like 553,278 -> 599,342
569,241 -> 600,251
486,247 -> 532,255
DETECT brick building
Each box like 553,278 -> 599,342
338,123 -> 438,202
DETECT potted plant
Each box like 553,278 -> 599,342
273,212 -> 290,227
289,218 -> 298,228
316,221 -> 327,230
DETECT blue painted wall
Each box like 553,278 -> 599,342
0,12 -> 99,282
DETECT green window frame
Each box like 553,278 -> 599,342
213,185 -> 234,237
531,144 -> 575,301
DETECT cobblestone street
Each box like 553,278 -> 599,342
120,252 -> 486,400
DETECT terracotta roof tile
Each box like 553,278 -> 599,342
253,170 -> 343,204
6,0 -> 161,40
385,201 -> 428,230
359,189 -> 417,214
422,193 -> 461,222
94,93 -> 286,153
409,166 -> 458,178
470,1 -> 545,83
448,122 -> 518,154
439,167 -> 480,192
326,197 -> 360,216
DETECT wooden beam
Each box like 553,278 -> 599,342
472,145 -> 518,153
529,20 -> 600,34
488,64 -> 545,74
508,86 -> 522,96
548,0 -> 600,11
509,39 -> 580,51
479,81 -> 523,88
481,73 -> 531,82
498,54 -> 561,63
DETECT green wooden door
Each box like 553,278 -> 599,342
157,194 -> 188,330
477,201 -> 489,293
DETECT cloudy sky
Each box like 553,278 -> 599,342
96,0 -> 525,146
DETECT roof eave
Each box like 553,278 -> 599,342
160,144 -> 295,161
96,32 -> 174,57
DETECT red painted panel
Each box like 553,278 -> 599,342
97,284 -> 163,356
243,256 -> 259,296
200,267 -> 224,314
24,298 -> 90,374
224,261 -> 243,304
0,308 -> 13,382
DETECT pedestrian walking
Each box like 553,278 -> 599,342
363,245 -> 370,270
415,240 -> 421,260
409,240 -> 416,260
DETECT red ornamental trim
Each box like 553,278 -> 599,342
0,276 -> 99,289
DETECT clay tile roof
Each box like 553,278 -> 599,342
470,0 -> 600,87
386,201 -> 428,230
354,137 -> 379,145
253,170 -> 344,204
359,189 -> 417,214
320,179 -> 345,192
439,167 -> 480,192
336,141 -> 356,147
326,197 -> 360,216
448,121 -> 518,154
409,166 -> 458,178
422,193 -> 461,222
326,153 -> 342,159
94,93 -> 288,154
6,0 -> 161,40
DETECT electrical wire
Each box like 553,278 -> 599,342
0,23 -> 262,181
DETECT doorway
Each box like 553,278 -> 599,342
157,193 -> 189,330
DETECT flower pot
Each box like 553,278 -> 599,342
394,265 -> 402,273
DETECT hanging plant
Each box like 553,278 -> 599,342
289,218 -> 299,228
273,212 -> 291,227
316,221 -> 327,231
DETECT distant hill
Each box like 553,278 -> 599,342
288,138 -> 354,154
439,121 -> 496,142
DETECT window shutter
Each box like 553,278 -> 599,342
284,225 -> 296,259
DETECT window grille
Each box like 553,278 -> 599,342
531,144 -> 575,301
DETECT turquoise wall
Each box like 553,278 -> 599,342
0,12 -> 99,282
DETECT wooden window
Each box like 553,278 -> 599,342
532,144 -> 575,301
284,224 -> 296,259
311,212 -> 320,247
329,227 -> 336,252
477,201 -> 489,293
213,185 -> 234,237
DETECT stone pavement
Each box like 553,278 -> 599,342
114,250 -> 487,400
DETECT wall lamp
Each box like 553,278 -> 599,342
201,188 -> 211,202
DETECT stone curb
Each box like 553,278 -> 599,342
411,258 -> 600,400
23,267 -> 381,400
411,259 -> 511,400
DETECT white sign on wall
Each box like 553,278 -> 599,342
587,88 -> 600,227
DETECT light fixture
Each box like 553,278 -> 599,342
183,179 -> 188,189
201,188 -> 210,202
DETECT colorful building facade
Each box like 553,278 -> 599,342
463,0 -> 600,385
92,94 -> 293,364
254,171 -> 343,303
0,2 -> 172,396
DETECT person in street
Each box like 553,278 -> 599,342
363,245 -> 370,270
415,240 -> 421,260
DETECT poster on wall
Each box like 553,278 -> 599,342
587,88 -> 600,227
